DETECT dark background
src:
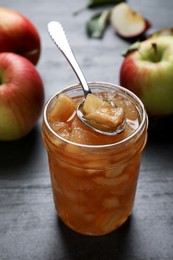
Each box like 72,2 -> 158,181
0,0 -> 173,259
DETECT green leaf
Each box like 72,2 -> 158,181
121,41 -> 141,57
87,10 -> 110,39
73,0 -> 126,16
88,0 -> 126,8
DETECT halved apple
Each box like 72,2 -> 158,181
110,3 -> 151,39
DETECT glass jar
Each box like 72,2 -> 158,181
42,82 -> 148,236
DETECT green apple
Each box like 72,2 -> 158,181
149,28 -> 173,39
120,36 -> 173,116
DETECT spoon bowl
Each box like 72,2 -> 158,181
47,21 -> 126,135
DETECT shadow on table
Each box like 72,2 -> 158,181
147,115 -> 173,145
0,125 -> 42,173
56,215 -> 136,260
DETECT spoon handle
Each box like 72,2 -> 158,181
47,21 -> 91,98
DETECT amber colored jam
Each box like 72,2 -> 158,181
42,83 -> 148,235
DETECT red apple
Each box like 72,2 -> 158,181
120,36 -> 173,117
0,52 -> 44,141
0,7 -> 41,65
111,3 -> 151,39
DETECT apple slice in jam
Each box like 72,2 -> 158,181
49,93 -> 76,123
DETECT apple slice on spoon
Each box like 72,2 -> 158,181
110,3 -> 151,39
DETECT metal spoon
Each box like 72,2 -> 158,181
47,21 -> 125,135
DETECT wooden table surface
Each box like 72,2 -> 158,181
0,0 -> 173,259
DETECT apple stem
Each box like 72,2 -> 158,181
151,42 -> 160,62
152,42 -> 157,53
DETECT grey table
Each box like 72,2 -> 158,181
0,0 -> 173,259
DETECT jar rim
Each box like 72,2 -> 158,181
43,81 -> 148,149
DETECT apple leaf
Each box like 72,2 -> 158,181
73,0 -> 126,16
121,41 -> 141,57
87,10 -> 110,39
88,0 -> 126,8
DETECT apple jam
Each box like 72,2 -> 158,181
42,82 -> 148,235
